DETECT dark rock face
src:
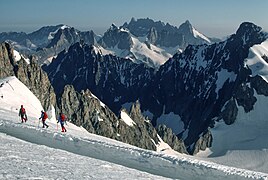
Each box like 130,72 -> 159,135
36,27 -> 81,64
251,76 -> 268,96
0,43 -> 16,77
80,30 -> 98,46
234,83 -> 257,113
262,54 -> 268,63
220,98 -> 238,125
43,42 -> 155,113
44,22 -> 268,154
46,27 -> 80,49
28,25 -> 64,48
0,42 -> 56,110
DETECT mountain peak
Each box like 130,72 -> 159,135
178,20 -> 194,34
236,22 -> 262,36
184,20 -> 192,26
130,17 -> 136,23
177,20 -> 211,43
60,24 -> 71,30
109,23 -> 118,31
235,22 -> 265,45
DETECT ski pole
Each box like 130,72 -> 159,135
6,80 -> 14,91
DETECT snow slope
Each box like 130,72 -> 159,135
0,132 -> 168,180
196,94 -> 268,175
0,76 -> 268,179
129,36 -> 172,66
245,39 -> 268,82
99,28 -> 172,67
192,28 -> 211,43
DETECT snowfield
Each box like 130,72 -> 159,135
0,132 -> 170,180
0,76 -> 268,179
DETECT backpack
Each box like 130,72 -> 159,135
60,114 -> 65,121
21,108 -> 26,114
43,112 -> 48,119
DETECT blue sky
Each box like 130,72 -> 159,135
0,0 -> 267,38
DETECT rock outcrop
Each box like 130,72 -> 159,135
59,86 -> 161,151
157,124 -> 188,154
192,130 -> 213,155
0,42 -> 56,110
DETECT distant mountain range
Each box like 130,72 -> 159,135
0,18 -> 219,68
